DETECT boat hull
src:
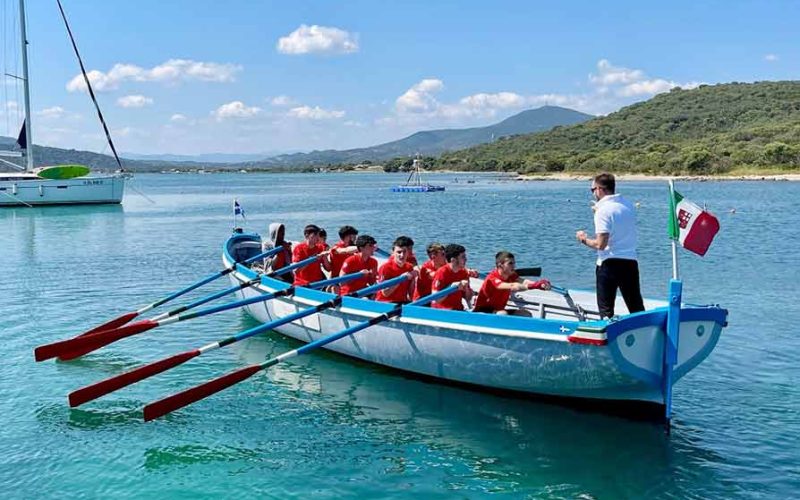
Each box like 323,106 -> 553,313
0,175 -> 125,206
225,233 -> 727,412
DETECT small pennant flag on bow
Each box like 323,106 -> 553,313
233,199 -> 245,220
668,189 -> 719,256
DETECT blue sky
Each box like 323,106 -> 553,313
1,0 -> 796,155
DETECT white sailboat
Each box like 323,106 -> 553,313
0,0 -> 126,207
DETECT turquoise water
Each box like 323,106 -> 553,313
1,173 -> 798,498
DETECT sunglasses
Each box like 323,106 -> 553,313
590,187 -> 599,193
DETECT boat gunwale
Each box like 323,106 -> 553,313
224,232 -> 728,344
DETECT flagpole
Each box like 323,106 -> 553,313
232,198 -> 237,230
664,179 -> 682,433
668,180 -> 679,280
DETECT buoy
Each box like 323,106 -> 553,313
729,208 -> 736,214
635,202 -> 641,209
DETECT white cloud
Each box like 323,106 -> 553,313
383,59 -> 700,127
213,101 -> 262,121
589,59 -> 645,86
764,53 -> 779,62
459,92 -> 526,110
37,106 -> 65,119
170,113 -> 187,122
116,94 -> 153,108
269,95 -> 296,107
66,59 -> 242,93
618,79 -> 677,96
588,59 -> 700,100
277,25 -> 359,55
394,82 -> 531,120
395,79 -> 444,113
287,105 -> 345,120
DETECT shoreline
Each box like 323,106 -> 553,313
513,173 -> 800,182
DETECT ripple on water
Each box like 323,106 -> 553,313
2,175 -> 800,498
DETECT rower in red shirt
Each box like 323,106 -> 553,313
339,234 -> 379,295
431,244 -> 473,310
387,235 -> 418,266
413,242 -> 445,301
292,224 -> 327,286
376,236 -> 418,303
474,251 -> 551,315
326,225 -> 358,280
318,228 -> 331,252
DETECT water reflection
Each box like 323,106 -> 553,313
227,314 -> 727,497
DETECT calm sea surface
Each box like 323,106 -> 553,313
1,173 -> 798,499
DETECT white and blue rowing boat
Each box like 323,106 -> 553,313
225,231 -> 727,420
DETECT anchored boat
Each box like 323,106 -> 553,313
391,157 -> 445,192
0,0 -> 126,207
223,231 -> 727,418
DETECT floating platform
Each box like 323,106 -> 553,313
391,185 -> 445,193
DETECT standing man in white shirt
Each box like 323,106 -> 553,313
575,173 -> 645,318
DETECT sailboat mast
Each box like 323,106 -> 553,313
18,0 -> 34,172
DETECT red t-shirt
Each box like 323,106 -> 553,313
339,254 -> 378,295
413,260 -> 438,301
329,241 -> 350,278
474,269 -> 519,312
431,265 -> 469,310
292,242 -> 324,286
272,243 -> 292,271
376,259 -> 414,302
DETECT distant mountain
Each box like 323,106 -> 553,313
435,81 -> 800,174
0,105 -> 593,172
237,106 -> 593,168
121,151 -> 297,163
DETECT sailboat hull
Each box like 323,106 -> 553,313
0,174 -> 125,206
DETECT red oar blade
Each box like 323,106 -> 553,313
69,349 -> 201,407
58,320 -> 159,361
143,364 -> 262,421
33,311 -> 140,361
79,311 -> 140,337
34,320 -> 158,362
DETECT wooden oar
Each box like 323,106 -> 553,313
550,285 -> 586,321
142,283 -> 457,421
68,274 -> 411,407
52,246 -> 284,339
35,254 -> 323,362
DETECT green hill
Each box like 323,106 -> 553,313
0,137 -> 168,172
435,81 -> 800,174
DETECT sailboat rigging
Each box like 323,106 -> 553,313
0,0 -> 126,207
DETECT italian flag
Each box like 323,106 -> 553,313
668,189 -> 720,256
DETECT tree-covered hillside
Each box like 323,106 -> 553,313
435,81 -> 800,174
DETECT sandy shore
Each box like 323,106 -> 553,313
515,173 -> 800,182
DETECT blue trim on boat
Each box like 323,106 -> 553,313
342,296 -> 396,313
605,309 -> 668,342
673,321 -> 724,380
294,286 -> 336,303
399,305 -> 579,335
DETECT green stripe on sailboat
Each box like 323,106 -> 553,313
35,164 -> 91,180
